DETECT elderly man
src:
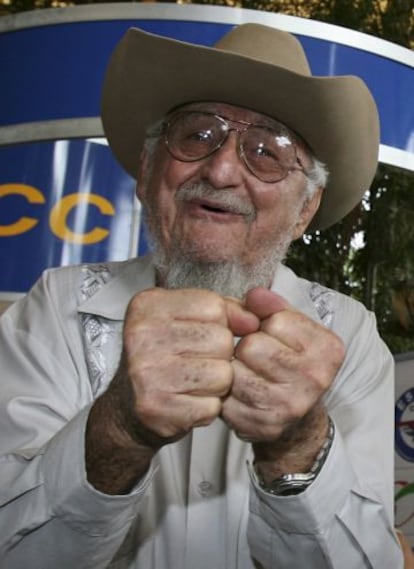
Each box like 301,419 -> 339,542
0,23 -> 403,568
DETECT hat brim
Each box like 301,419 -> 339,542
101,27 -> 380,231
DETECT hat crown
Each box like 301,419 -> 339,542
215,23 -> 311,76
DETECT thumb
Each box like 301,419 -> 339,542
244,286 -> 290,320
225,297 -> 260,336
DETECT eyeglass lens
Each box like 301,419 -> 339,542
164,111 -> 299,183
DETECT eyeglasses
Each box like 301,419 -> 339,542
163,110 -> 308,183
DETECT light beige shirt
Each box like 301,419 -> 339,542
0,256 -> 403,568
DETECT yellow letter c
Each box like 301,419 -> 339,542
49,193 -> 115,244
0,184 -> 45,236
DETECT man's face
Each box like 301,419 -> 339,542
137,102 -> 322,293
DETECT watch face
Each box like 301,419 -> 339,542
277,485 -> 309,496
265,473 -> 316,496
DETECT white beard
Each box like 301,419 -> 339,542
141,181 -> 298,299
149,232 -> 291,299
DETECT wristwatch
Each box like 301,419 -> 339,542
255,417 -> 335,496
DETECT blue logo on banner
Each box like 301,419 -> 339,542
396,388 -> 414,462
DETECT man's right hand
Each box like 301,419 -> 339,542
85,287 -> 258,494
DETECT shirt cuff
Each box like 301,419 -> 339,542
41,404 -> 155,536
249,420 -> 356,534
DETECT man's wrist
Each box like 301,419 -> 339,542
253,416 -> 335,496
85,392 -> 155,495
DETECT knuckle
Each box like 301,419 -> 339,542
221,328 -> 236,356
205,292 -> 228,322
330,334 -> 346,365
261,312 -> 285,335
316,333 -> 345,380
235,332 -> 259,358
127,287 -> 163,313
200,359 -> 233,396
200,398 -> 223,423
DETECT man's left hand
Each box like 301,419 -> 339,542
221,286 -> 345,481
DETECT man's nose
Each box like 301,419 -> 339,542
199,131 -> 245,188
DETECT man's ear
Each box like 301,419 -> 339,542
292,186 -> 323,240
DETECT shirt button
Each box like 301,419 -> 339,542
198,480 -> 214,497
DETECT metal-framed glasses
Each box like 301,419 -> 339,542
163,110 -> 308,183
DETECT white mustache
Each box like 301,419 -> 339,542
176,182 -> 256,220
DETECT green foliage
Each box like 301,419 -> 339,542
351,166 -> 414,352
289,165 -> 414,353
288,201 -> 367,297
311,0 -> 414,48
179,0 -> 414,47
2,0 -> 55,12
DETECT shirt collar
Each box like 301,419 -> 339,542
77,256 -> 156,320
77,257 -> 320,324
271,263 -> 321,323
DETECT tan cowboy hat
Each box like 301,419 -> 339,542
101,23 -> 380,231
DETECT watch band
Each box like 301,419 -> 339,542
256,416 -> 335,496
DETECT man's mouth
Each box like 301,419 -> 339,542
176,183 -> 256,221
184,198 -> 251,222
193,198 -> 242,215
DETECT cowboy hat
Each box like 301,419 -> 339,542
101,23 -> 379,231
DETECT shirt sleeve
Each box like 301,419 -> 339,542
0,270 -> 153,568
246,294 -> 404,568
